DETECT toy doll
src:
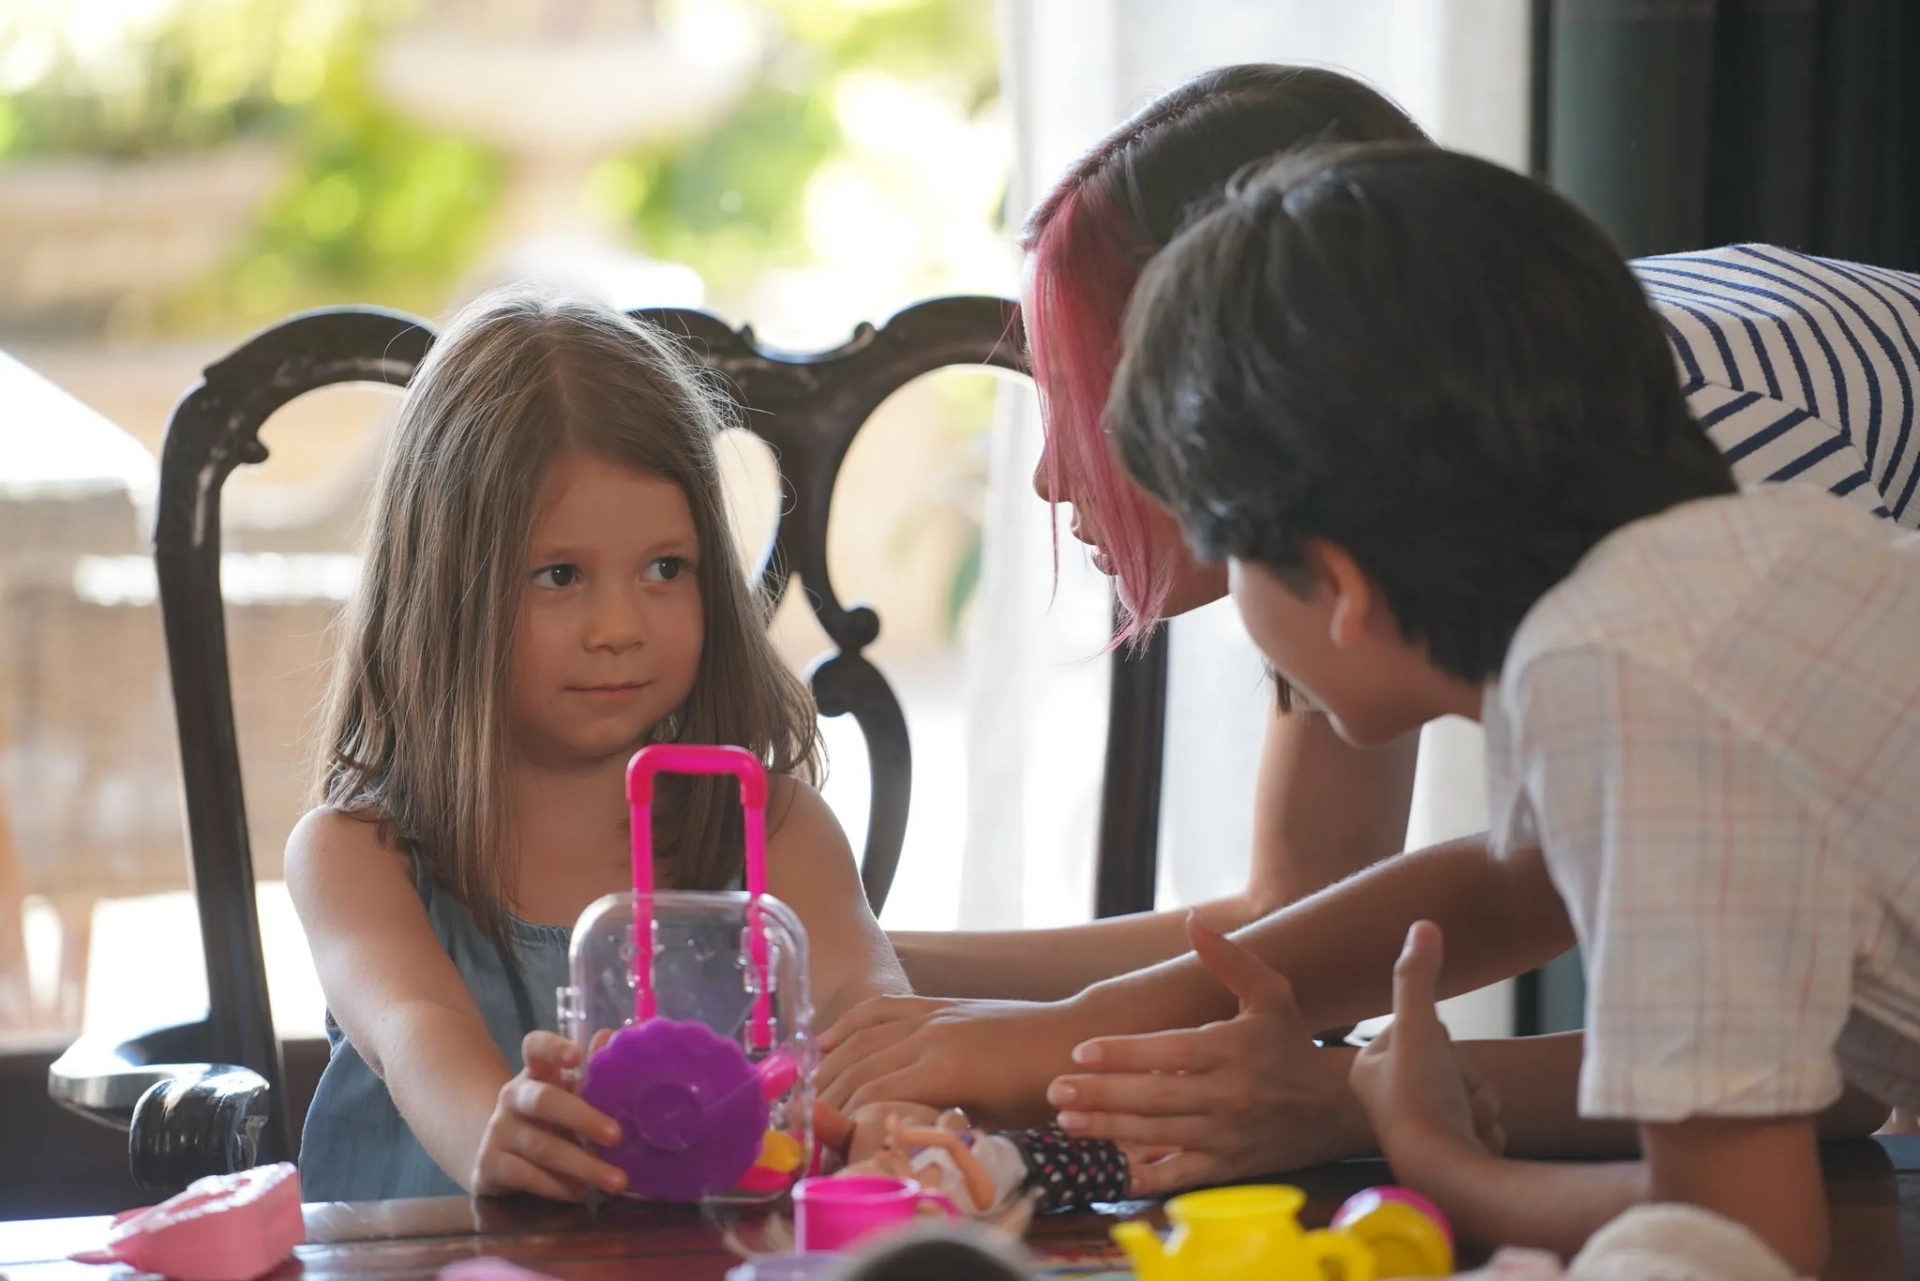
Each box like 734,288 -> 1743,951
819,1103 -> 1131,1225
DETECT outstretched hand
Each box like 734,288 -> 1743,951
1349,920 -> 1505,1180
1044,913 -> 1361,1195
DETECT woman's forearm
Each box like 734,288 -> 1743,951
891,893 -> 1263,999
1068,834 -> 1573,1038
893,716 -> 1420,1003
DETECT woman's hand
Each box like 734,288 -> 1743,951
1349,921 -> 1505,1182
470,1031 -> 629,1201
1045,914 -> 1370,1194
817,996 -> 1079,1125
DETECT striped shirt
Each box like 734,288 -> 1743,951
1485,486 -> 1920,1122
1635,245 -> 1920,528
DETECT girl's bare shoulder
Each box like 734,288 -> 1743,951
765,773 -> 840,841
285,805 -> 411,900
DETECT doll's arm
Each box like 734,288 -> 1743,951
819,1100 -> 942,1166
889,1121 -> 999,1214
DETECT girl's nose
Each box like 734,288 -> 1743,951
1031,452 -> 1053,503
584,586 -> 649,650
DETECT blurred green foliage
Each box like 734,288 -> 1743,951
0,0 -> 999,327
1,0 -> 1001,627
0,0 -> 296,158
604,0 -> 1000,298
207,7 -> 502,322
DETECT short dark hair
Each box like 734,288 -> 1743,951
839,1229 -> 1031,1281
1108,143 -> 1737,683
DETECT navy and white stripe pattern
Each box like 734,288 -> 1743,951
1634,245 -> 1920,529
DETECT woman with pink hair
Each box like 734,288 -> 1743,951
825,63 -> 1903,1196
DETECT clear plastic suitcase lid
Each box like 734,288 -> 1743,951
560,745 -> 815,1204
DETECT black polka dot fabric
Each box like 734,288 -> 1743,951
1002,1125 -> 1130,1213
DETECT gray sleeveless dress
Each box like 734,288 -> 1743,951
298,853 -> 749,1201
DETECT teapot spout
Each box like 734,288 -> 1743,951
1112,1221 -> 1171,1281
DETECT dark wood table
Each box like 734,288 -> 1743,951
4,1141 -> 1915,1280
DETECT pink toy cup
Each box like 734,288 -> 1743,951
792,1176 -> 957,1253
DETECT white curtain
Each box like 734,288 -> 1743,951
965,0 -> 1530,1038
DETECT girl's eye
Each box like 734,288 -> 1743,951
533,564 -> 579,588
647,557 -> 689,583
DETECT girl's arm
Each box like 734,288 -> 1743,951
286,808 -> 623,1198
765,777 -> 910,1028
890,710 -> 1419,1000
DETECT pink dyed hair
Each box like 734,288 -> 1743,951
1020,65 -> 1429,646
1025,181 -> 1187,644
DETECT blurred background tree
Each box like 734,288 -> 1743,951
0,0 -> 1016,1054
0,0 -> 1002,330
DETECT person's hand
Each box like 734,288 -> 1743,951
1043,914 -> 1366,1194
1349,921 -> 1505,1182
470,1031 -> 628,1201
817,996 -> 1078,1125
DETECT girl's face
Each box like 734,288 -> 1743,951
1021,259 -> 1230,620
509,449 -> 705,767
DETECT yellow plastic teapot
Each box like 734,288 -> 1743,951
1112,1186 -> 1376,1281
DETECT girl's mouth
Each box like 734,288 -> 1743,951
572,682 -> 644,699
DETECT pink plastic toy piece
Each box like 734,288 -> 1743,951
792,1175 -> 958,1253
736,1163 -> 796,1195
756,1051 -> 801,1102
440,1259 -> 562,1281
75,1163 -> 303,1281
627,745 -> 775,1048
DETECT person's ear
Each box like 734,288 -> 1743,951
1303,540 -> 1375,649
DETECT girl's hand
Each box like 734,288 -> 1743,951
470,1031 -> 628,1201
1349,921 -> 1504,1181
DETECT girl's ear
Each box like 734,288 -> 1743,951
1305,540 -> 1376,649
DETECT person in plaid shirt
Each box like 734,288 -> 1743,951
1107,142 -> 1920,1274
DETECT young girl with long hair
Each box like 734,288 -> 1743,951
290,289 -> 906,1202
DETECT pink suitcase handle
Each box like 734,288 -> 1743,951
627,744 -> 774,1049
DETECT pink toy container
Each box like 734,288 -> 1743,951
559,745 -> 815,1204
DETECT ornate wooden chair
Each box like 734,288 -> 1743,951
46,297 -> 1169,1193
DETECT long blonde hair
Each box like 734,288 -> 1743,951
319,288 -> 821,948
